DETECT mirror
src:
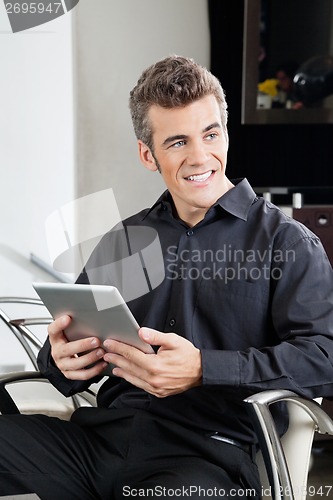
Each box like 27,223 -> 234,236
242,0 -> 333,124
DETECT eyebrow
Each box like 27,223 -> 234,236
162,122 -> 222,147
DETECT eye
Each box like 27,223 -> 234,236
171,140 -> 186,148
205,132 -> 218,141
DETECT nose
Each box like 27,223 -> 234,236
187,141 -> 209,167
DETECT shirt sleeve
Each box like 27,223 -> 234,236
201,234 -> 333,400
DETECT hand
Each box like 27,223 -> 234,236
47,315 -> 108,380
103,327 -> 202,398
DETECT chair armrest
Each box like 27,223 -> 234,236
0,370 -> 97,417
0,299 -> 51,369
244,390 -> 333,500
245,390 -> 333,434
0,371 -> 44,414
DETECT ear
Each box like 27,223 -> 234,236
138,141 -> 158,172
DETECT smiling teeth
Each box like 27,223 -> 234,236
187,171 -> 212,182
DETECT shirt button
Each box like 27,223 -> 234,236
169,318 -> 176,327
186,230 -> 194,236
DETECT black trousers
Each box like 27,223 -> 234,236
0,407 -> 261,499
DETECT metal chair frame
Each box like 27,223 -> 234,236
0,297 -> 96,413
245,390 -> 333,500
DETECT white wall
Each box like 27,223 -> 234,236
0,5 -> 75,297
0,5 -> 76,368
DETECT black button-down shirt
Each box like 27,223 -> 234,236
38,179 -> 333,443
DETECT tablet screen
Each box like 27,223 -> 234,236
33,282 -> 154,372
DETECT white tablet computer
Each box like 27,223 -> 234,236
33,282 -> 154,375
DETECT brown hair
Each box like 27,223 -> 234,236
129,55 -> 228,151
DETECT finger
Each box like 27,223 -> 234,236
111,366 -> 169,398
60,346 -> 106,372
103,342 -> 148,374
47,315 -> 72,337
103,345 -> 158,389
58,336 -> 101,359
103,350 -> 138,370
62,359 -> 109,381
139,327 -> 176,348
103,338 -> 143,357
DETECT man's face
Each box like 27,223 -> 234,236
140,95 -> 230,226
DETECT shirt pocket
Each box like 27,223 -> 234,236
192,272 -> 272,350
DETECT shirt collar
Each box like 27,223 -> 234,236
144,178 -> 257,222
214,178 -> 257,221
144,190 -> 173,218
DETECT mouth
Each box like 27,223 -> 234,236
185,170 -> 214,183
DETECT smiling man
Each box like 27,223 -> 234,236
1,55 -> 333,500
138,94 -> 233,227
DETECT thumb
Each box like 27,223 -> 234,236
48,314 -> 72,337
